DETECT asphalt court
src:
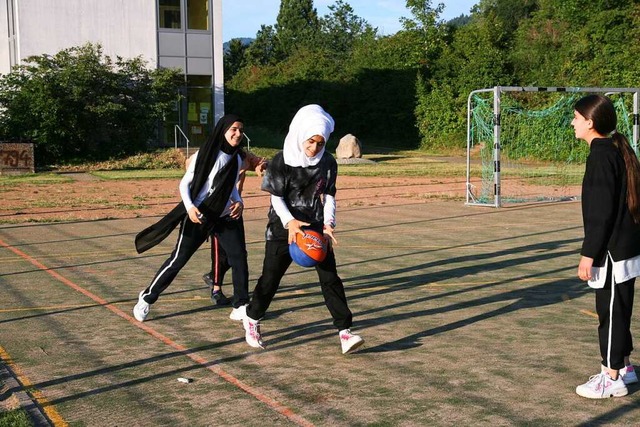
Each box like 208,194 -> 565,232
2,200 -> 640,426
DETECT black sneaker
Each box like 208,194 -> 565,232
211,289 -> 231,306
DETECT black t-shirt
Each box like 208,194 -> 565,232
261,151 -> 337,241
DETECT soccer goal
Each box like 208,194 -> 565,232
466,86 -> 640,207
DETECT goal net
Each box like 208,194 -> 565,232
466,86 -> 640,207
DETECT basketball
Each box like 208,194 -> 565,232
289,229 -> 328,267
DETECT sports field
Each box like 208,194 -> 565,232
1,175 -> 640,426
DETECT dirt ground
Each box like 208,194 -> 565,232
2,165 -> 582,224
1,174 -> 470,223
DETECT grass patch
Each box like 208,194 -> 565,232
114,203 -> 146,210
245,147 -> 279,159
23,200 -> 63,208
0,408 -> 32,427
9,146 -> 584,184
91,169 -> 184,180
55,148 -> 186,171
15,197 -> 112,210
500,162 -> 584,186
339,155 -> 467,177
0,173 -> 72,186
0,218 -> 72,225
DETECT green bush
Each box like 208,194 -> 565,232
55,148 -> 186,171
0,43 -> 182,167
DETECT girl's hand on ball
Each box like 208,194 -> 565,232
323,224 -> 338,245
286,219 -> 310,244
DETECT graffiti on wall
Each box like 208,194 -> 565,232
0,142 -> 35,174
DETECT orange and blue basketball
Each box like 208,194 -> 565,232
289,229 -> 328,267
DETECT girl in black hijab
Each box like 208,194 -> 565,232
133,114 -> 250,322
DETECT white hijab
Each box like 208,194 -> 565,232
283,104 -> 335,167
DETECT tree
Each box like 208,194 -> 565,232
0,43 -> 181,166
416,16 -> 514,149
245,25 -> 278,66
511,0 -> 640,87
319,0 -> 376,55
473,0 -> 538,36
400,0 -> 447,68
224,38 -> 248,80
275,0 -> 320,57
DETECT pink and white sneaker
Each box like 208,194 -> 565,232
243,316 -> 265,349
576,372 -> 628,399
619,365 -> 638,385
339,329 -> 364,354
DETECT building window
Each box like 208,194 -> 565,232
186,75 -> 213,145
187,0 -> 209,30
159,0 -> 181,29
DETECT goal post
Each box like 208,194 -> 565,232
466,86 -> 640,207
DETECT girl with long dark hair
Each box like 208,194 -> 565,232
573,94 -> 640,399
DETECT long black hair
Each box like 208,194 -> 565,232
575,94 -> 640,223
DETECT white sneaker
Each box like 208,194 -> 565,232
576,372 -> 628,399
229,304 -> 247,321
620,365 -> 639,385
339,329 -> 364,354
133,291 -> 150,322
243,316 -> 265,349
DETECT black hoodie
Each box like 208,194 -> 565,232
581,137 -> 640,265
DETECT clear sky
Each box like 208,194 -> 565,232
222,0 -> 478,41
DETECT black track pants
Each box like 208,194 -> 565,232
595,269 -> 635,370
246,239 -> 353,330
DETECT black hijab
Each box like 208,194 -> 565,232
189,114 -> 243,204
134,115 -> 243,254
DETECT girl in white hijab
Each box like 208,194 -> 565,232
283,104 -> 335,167
239,104 -> 365,355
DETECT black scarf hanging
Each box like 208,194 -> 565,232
134,115 -> 243,254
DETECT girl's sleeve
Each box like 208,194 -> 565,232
271,195 -> 294,227
179,150 -> 198,212
323,158 -> 338,226
581,154 -> 618,261
323,194 -> 336,228
231,156 -> 243,203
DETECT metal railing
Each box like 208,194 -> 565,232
173,128 -> 252,158
174,125 -> 190,157
243,132 -> 251,151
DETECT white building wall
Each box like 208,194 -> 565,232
0,1 -> 10,74
14,0 -> 157,68
212,0 -> 224,120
